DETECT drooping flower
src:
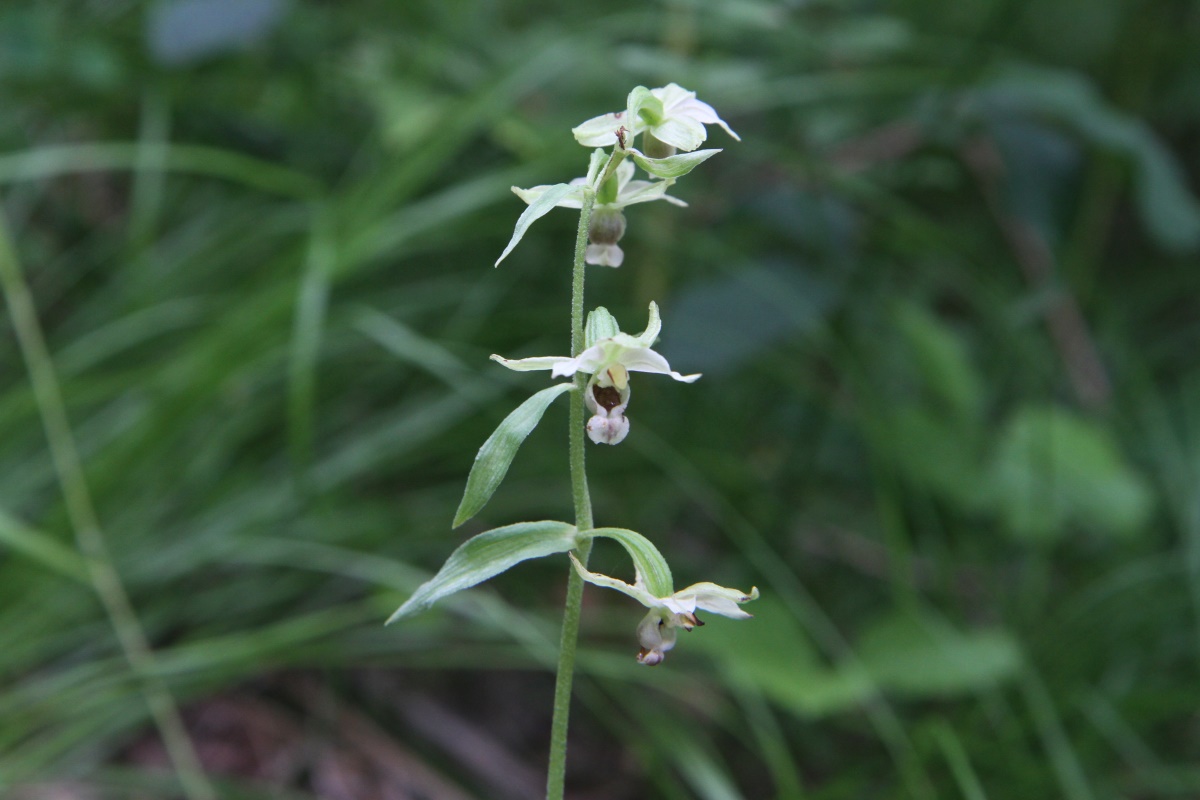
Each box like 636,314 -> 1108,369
490,302 -> 698,444
511,160 -> 685,267
572,83 -> 740,155
569,553 -> 758,665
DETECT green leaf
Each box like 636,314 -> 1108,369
631,148 -> 720,179
494,182 -> 578,266
0,508 -> 88,582
584,527 -> 673,597
856,608 -> 1022,696
893,303 -> 982,421
985,406 -> 1154,543
386,520 -> 579,623
979,66 -> 1200,252
453,382 -> 574,527
691,597 -> 875,717
584,306 -> 620,349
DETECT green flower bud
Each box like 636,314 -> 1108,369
588,207 -> 627,245
642,132 -> 677,160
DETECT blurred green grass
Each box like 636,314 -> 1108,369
2,0 -> 1200,797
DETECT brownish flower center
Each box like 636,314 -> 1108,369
592,384 -> 623,411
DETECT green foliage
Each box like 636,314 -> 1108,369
986,406 -> 1155,543
494,182 -> 579,266
453,383 -> 575,527
387,520 -> 579,622
2,0 -> 1200,797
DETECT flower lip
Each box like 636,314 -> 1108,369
592,384 -> 624,411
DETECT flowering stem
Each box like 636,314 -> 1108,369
546,188 -> 596,800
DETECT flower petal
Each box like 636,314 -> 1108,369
675,582 -> 759,619
569,553 -> 664,609
617,178 -> 686,208
511,183 -> 586,210
572,110 -> 635,148
618,348 -> 701,383
495,183 -> 579,266
674,97 -> 740,141
490,354 -> 575,374
650,115 -> 707,153
632,301 -> 662,347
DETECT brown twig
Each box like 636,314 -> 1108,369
961,136 -> 1112,409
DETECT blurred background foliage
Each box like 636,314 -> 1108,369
2,0 -> 1200,797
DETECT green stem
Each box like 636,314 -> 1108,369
546,188 -> 597,800
0,214 -> 216,800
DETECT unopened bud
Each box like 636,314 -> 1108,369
642,132 -> 676,159
588,207 -> 627,245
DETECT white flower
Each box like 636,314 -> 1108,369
569,553 -> 758,665
572,83 -> 740,153
512,161 -> 685,268
512,159 -> 686,212
490,302 -> 699,444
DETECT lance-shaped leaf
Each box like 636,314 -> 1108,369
387,520 -> 579,623
631,148 -> 721,180
495,182 -> 580,266
454,383 -> 574,527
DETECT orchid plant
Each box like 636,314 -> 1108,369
387,83 -> 754,799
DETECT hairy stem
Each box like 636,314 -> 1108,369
0,213 -> 216,800
546,188 -> 597,800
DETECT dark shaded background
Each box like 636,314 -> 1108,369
2,0 -> 1200,797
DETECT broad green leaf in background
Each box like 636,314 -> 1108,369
691,597 -> 875,717
975,65 -> 1200,252
387,520 -> 579,623
494,182 -> 579,266
887,406 -> 985,506
856,608 -> 1022,696
893,303 -> 983,421
662,261 -> 839,375
453,382 -> 574,527
986,406 -> 1155,543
